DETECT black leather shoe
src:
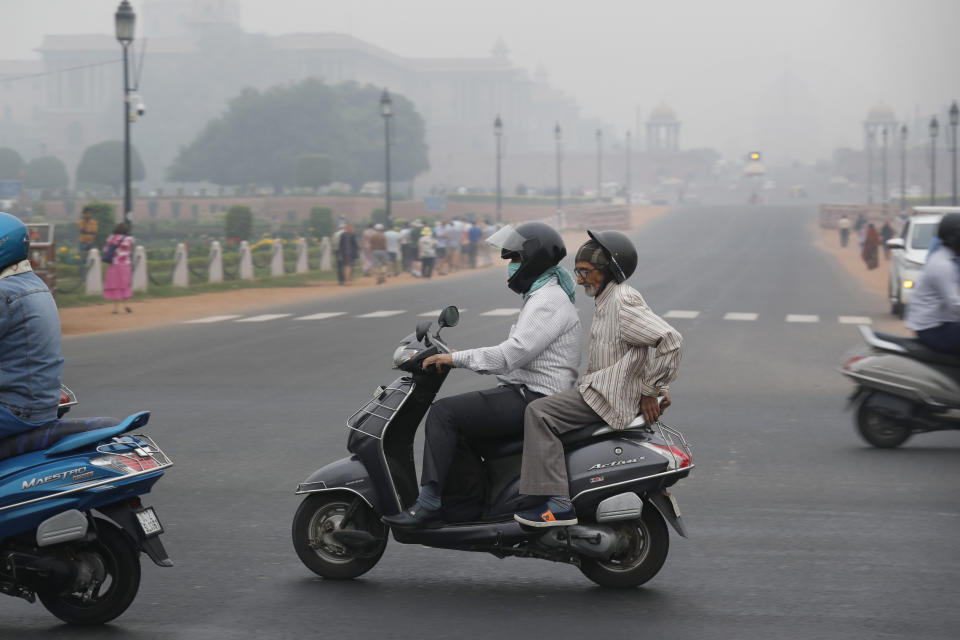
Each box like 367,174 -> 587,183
381,503 -> 443,529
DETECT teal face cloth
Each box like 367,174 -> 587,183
508,263 -> 576,303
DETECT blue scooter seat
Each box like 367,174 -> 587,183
0,413 -> 148,463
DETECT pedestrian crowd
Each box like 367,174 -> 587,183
332,216 -> 500,285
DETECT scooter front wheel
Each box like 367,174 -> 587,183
856,397 -> 912,448
292,493 -> 388,579
578,506 -> 669,588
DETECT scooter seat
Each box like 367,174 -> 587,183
0,417 -> 122,463
473,417 -> 650,460
873,331 -> 960,368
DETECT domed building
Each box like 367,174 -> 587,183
646,103 -> 681,152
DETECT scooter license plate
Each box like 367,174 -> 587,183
135,507 -> 164,537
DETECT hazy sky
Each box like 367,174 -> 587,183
3,0 -> 958,162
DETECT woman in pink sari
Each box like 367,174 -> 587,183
103,222 -> 134,313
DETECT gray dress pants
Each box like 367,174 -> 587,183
519,387 -> 603,497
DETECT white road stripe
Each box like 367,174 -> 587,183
480,308 -> 520,316
183,314 -> 243,324
356,310 -> 405,318
786,314 -> 820,323
838,316 -> 872,325
663,310 -> 700,319
419,309 -> 443,317
724,312 -> 758,321
235,314 -> 292,322
295,312 -> 347,320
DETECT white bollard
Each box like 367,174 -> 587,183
239,241 -> 254,281
131,245 -> 148,292
270,239 -> 285,277
319,237 -> 332,271
84,248 -> 103,295
208,241 -> 223,283
295,238 -> 308,274
172,243 -> 189,288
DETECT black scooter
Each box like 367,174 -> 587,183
292,307 -> 694,587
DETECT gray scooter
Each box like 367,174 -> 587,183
840,325 -> 960,447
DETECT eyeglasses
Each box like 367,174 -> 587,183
574,267 -> 601,279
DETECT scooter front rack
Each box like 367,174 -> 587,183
346,379 -> 414,440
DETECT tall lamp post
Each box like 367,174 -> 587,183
380,89 -> 392,228
554,123 -> 562,222
866,129 -> 875,205
115,1 -> 135,225
881,127 -> 888,216
900,124 -> 908,213
494,115 -> 503,223
950,101 -> 959,206
596,129 -> 602,202
625,130 -> 632,205
930,116 -> 939,205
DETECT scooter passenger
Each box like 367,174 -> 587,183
905,213 -> 960,355
0,212 -> 64,438
382,222 -> 581,529
514,231 -> 682,527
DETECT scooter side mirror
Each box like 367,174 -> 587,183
415,321 -> 431,342
438,306 -> 459,329
886,238 -> 905,250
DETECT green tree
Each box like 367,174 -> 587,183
168,79 -> 429,192
83,201 -> 117,248
294,154 -> 333,190
224,205 -> 253,241
24,156 -> 69,190
76,141 -> 146,193
306,207 -> 333,238
0,147 -> 24,179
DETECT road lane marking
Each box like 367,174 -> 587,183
295,312 -> 347,320
786,314 -> 819,323
235,314 -> 292,322
838,316 -> 872,324
183,315 -> 243,324
663,310 -> 700,319
480,308 -> 520,316
724,312 -> 758,321
356,310 -> 405,318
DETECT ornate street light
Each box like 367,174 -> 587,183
900,124 -> 908,213
596,129 -> 602,203
950,101 -> 959,206
554,123 -> 562,222
881,127 -> 888,215
625,130 -> 632,205
866,128 -> 875,205
115,0 -> 135,225
380,89 -> 392,228
930,116 -> 939,205
494,115 -> 503,223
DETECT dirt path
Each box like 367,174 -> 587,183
60,207 -> 669,337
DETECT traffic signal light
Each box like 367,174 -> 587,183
749,151 -> 761,161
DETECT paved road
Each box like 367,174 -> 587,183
3,205 -> 958,638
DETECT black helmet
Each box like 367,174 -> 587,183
486,222 -> 566,294
937,213 -> 960,254
585,229 -> 638,283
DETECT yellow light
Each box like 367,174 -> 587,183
903,280 -> 914,289
750,153 -> 760,160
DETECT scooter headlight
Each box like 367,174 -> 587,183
392,344 -> 419,368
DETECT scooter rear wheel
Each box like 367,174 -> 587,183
856,399 -> 912,448
578,506 -> 669,588
292,493 -> 388,579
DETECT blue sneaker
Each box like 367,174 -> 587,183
514,502 -> 578,527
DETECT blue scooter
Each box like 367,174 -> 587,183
0,387 -> 173,625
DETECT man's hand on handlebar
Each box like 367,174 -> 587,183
640,392 -> 671,425
422,353 -> 454,372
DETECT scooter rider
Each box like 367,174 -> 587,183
905,212 -> 960,355
382,222 -> 581,528
0,212 -> 64,438
514,230 -> 683,527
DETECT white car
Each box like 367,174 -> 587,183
887,207 -> 960,317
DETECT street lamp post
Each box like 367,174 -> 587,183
866,129 -> 874,205
625,130 -> 632,205
900,124 -> 908,213
494,115 -> 503,223
115,1 -> 135,225
554,123 -> 562,223
596,129 -> 602,203
950,101 -> 959,206
380,89 -> 392,228
881,127 -> 888,216
930,116 -> 939,205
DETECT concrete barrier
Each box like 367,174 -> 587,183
131,245 -> 148,292
172,243 -> 189,287
84,249 -> 102,295
239,241 -> 254,280
270,239 -> 285,277
558,204 -> 631,231
208,241 -> 223,283
295,238 -> 308,274
320,237 -> 332,271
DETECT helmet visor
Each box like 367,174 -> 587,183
485,225 -> 526,252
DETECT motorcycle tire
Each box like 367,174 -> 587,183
292,493 -> 388,580
856,400 -> 912,448
38,520 -> 141,625
579,506 -> 669,588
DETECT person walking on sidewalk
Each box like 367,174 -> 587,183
103,222 -> 135,314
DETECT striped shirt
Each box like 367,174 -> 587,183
578,282 -> 682,429
452,279 -> 581,396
